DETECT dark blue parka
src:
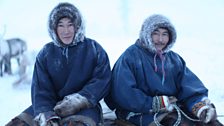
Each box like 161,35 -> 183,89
105,14 -> 208,126
23,2 -> 111,123
30,38 -> 111,115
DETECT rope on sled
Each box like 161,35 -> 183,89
154,104 -> 201,126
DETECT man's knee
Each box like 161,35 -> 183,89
5,112 -> 34,126
60,115 -> 96,126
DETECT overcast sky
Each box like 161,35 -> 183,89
1,0 -> 224,49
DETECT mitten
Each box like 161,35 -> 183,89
152,95 -> 174,113
54,93 -> 91,117
34,111 -> 60,126
192,99 -> 217,123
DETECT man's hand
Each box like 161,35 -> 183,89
192,99 -> 217,123
54,93 -> 91,117
151,95 -> 175,113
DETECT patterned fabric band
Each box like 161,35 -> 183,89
192,101 -> 206,116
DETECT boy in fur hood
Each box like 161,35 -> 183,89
105,14 -> 222,126
6,2 -> 111,126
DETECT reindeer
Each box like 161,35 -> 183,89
0,38 -> 27,76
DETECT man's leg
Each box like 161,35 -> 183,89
5,112 -> 34,126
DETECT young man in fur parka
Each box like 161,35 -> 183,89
105,14 -> 222,126
6,2 -> 111,126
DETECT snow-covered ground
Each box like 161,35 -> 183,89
1,0 -> 224,125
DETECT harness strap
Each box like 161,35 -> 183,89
148,113 -> 168,126
6,40 -> 12,57
153,104 -> 201,126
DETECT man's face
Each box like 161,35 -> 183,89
151,28 -> 170,51
56,17 -> 75,45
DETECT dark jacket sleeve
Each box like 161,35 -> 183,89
175,54 -> 208,112
78,42 -> 111,106
31,47 -> 58,116
109,50 -> 153,113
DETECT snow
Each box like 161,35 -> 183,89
1,0 -> 224,125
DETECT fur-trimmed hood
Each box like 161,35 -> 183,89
48,2 -> 85,47
138,14 -> 177,53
